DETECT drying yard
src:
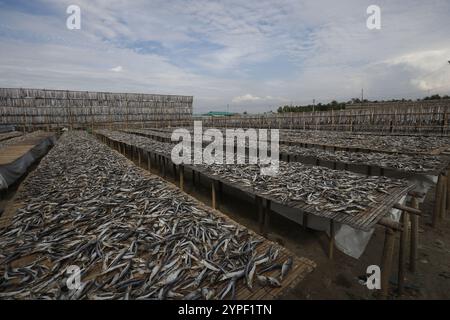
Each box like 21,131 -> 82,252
0,132 -> 314,299
1,88 -> 450,300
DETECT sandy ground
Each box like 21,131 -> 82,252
1,152 -> 449,300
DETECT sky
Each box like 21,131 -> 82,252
0,0 -> 449,113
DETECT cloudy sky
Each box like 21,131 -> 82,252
0,0 -> 449,113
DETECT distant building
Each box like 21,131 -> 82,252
202,111 -> 237,117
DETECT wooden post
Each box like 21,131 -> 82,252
192,169 -> 196,187
211,180 -> 216,209
138,148 -> 141,167
447,169 -> 450,216
302,213 -> 308,229
218,181 -> 223,208
256,197 -> 264,234
147,152 -> 151,171
263,199 -> 271,237
398,211 -> 409,295
179,165 -> 184,191
433,175 -> 444,227
328,219 -> 335,259
381,227 -> 396,299
440,175 -> 447,219
410,197 -> 419,273
162,156 -> 166,177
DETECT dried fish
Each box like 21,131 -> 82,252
97,129 -> 410,221
0,131 -> 295,300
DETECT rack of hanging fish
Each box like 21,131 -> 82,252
0,131 -> 315,300
94,129 -> 425,298
194,102 -> 450,135
121,127 -> 450,220
95,129 -> 415,232
0,88 -> 193,130
119,128 -> 450,177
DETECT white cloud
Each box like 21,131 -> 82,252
232,94 -> 261,103
110,66 -> 123,72
1,0 -> 450,113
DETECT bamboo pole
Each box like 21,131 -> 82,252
441,175 -> 447,219
179,165 -> 184,191
302,213 -> 308,229
257,197 -> 264,234
433,175 -> 444,227
447,169 -> 450,217
263,200 -> 271,237
398,211 -> 409,295
138,148 -> 141,167
211,180 -> 216,209
328,219 -> 335,259
381,227 -> 396,299
410,197 -> 419,273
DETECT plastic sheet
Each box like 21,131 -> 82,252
0,136 -> 55,190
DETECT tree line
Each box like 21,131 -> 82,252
276,94 -> 450,113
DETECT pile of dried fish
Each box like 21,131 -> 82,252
0,131 -> 296,300
97,130 -> 410,223
124,127 -> 450,154
279,130 -> 450,154
123,128 -> 449,173
281,145 -> 449,173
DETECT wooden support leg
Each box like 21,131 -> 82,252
211,180 -> 216,209
192,169 -> 196,187
179,165 -> 184,191
410,197 -> 419,273
162,157 -> 166,177
256,197 -> 264,234
440,175 -> 447,219
447,170 -> 450,216
444,170 -> 450,217
147,152 -> 151,171
328,219 -> 335,259
263,200 -> 271,237
218,181 -> 223,208
381,228 -> 396,299
433,175 -> 444,228
398,211 -> 409,295
302,213 -> 308,230
138,149 -> 141,167
173,164 -> 177,179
